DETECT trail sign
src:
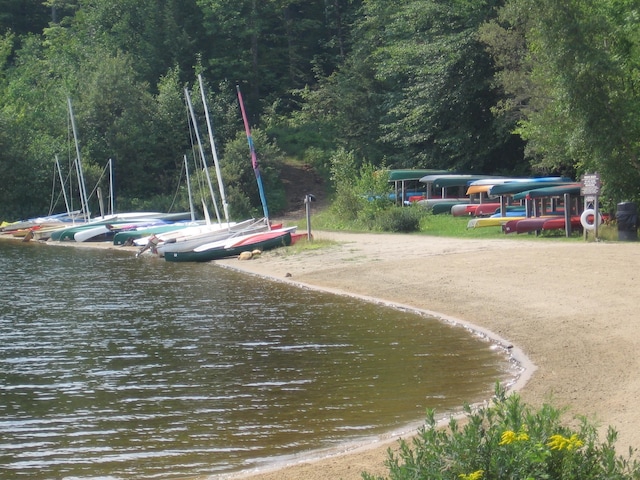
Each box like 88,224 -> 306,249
581,173 -> 601,196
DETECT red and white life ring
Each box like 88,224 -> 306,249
580,208 -> 603,231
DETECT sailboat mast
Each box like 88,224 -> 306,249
198,75 -> 230,224
54,155 -> 72,217
67,97 -> 91,222
184,155 -> 196,222
236,85 -> 269,224
108,158 -> 115,215
184,87 -> 222,225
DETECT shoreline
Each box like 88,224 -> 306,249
12,231 -> 640,479
210,231 -> 640,479
211,261 -> 536,480
216,260 -> 537,393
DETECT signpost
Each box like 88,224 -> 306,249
580,173 -> 601,240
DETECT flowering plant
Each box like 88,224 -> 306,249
363,384 -> 640,479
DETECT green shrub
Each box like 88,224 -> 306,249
329,149 -> 393,226
376,206 -> 426,232
363,384 -> 640,480
329,148 -> 363,221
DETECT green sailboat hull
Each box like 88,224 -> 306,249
164,232 -> 292,263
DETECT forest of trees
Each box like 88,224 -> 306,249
1,0 -> 639,220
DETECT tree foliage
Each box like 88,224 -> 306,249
292,0 -> 526,174
481,0 -> 640,204
1,0 -> 640,220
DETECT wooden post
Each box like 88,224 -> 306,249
564,193 -> 571,237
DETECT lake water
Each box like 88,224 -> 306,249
0,240 -> 515,479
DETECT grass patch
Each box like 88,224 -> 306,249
307,208 -> 589,240
269,237 -> 338,257
289,237 -> 336,252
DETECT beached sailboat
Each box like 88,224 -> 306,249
112,155 -> 203,246
160,85 -> 295,262
164,226 -> 295,262
151,217 -> 266,256
137,80 -> 269,257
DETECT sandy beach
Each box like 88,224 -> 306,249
201,231 -> 640,480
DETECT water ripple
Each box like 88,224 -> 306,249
0,241 -> 514,479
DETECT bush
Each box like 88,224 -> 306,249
376,206 -> 426,232
329,149 -> 393,226
363,384 -> 640,480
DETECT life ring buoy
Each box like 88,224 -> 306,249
580,208 -> 603,231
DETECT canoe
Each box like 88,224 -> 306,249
164,229 -> 293,263
50,224 -> 89,241
465,178 -> 524,195
388,169 -> 450,182
542,216 -> 583,231
467,216 -> 527,228
502,219 -> 521,234
416,198 -> 469,209
489,180 -> 573,196
442,202 -> 502,217
466,183 -> 498,195
489,208 -> 526,218
451,204 -> 473,216
431,200 -> 470,215
73,224 -> 113,242
428,174 -> 501,189
513,183 -> 582,201
503,215 -> 571,234
515,217 -> 557,234
472,203 -> 501,217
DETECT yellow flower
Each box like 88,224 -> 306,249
499,430 -> 517,445
459,470 -> 484,480
499,429 -> 530,445
547,434 -> 584,451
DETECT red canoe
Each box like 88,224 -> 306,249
502,219 -> 521,234
473,203 -> 501,217
515,217 -> 554,234
542,216 -> 583,231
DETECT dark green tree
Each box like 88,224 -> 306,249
292,0 -> 525,174
0,31 -> 74,219
368,0 -> 523,172
221,128 -> 286,218
68,0 -> 206,88
196,0 -> 360,111
483,0 -> 640,203
0,0 -> 51,35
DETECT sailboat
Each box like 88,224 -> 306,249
112,155 -> 203,246
163,85 -> 296,262
139,77 -> 273,257
46,99 -> 195,243
3,155 -> 84,241
164,226 -> 295,262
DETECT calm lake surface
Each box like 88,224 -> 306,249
0,240 -> 515,479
